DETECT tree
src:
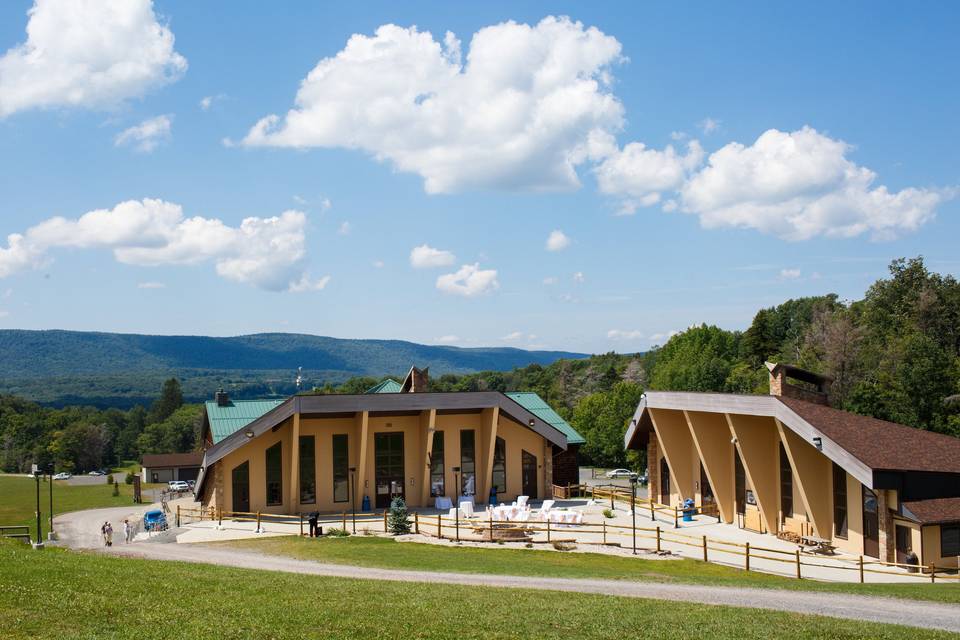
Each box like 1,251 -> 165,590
149,378 -> 183,424
648,325 -> 740,392
387,496 -> 411,534
136,405 -> 201,455
571,381 -> 643,468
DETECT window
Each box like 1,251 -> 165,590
332,434 -> 349,503
460,430 -> 476,495
779,444 -> 793,522
299,436 -> 316,504
942,525 -> 960,558
265,442 -> 282,506
491,437 -> 506,494
430,431 -> 444,497
833,463 -> 847,538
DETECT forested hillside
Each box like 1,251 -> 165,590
2,256 -> 957,476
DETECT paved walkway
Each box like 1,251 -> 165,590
107,542 -> 960,633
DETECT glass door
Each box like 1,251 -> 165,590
375,432 -> 405,509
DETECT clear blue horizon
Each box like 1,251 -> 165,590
0,1 -> 957,354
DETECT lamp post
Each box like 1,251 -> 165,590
630,474 -> 638,555
47,462 -> 56,541
32,464 -> 43,549
452,466 -> 460,542
349,467 -> 357,534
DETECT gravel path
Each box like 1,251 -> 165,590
108,542 -> 960,633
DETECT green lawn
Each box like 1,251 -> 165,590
0,542 -> 953,639
0,475 -> 139,539
216,535 -> 960,604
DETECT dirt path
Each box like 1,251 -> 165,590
105,542 -> 960,633
55,504 -> 157,549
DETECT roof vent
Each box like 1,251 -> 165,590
215,388 -> 231,407
766,362 -> 831,406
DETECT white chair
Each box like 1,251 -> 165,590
539,499 -> 555,513
460,501 -> 476,518
516,495 -> 529,508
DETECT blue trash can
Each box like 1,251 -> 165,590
361,495 -> 371,512
489,487 -> 497,506
682,498 -> 696,522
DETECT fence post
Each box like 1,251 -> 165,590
859,556 -> 864,584
649,501 -> 654,522
342,511 -> 347,531
610,489 -> 615,511
383,509 -> 388,533
674,507 -> 678,529
218,507 -> 222,528
437,513 -> 442,539
546,519 -> 551,543
655,526 -> 661,552
930,564 -> 936,584
256,511 -> 261,533
176,504 -> 180,528
415,511 -> 419,535
602,520 -> 607,545
795,549 -> 801,579
489,513 -> 494,541
745,542 -> 750,571
702,535 -> 708,562
299,513 -> 303,537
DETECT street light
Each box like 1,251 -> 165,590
31,464 -> 43,549
349,467 -> 357,534
630,474 -> 639,555
47,462 -> 56,541
452,466 -> 460,542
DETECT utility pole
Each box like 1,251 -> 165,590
32,464 -> 44,549
47,462 -> 56,541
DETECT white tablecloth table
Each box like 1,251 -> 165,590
434,496 -> 453,510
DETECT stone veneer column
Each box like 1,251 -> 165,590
647,434 -> 659,504
878,490 -> 895,562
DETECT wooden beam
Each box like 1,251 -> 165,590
648,408 -> 696,505
726,413 -> 780,534
480,407 -> 499,504
290,412 -> 300,513
777,418 -> 832,538
684,410 -> 735,524
355,411 -> 370,505
419,409 -> 437,506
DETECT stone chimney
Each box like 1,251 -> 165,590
400,366 -> 429,393
766,362 -> 831,406
215,388 -> 230,407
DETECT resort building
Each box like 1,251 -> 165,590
624,363 -> 960,569
140,452 -> 203,484
195,368 -> 583,515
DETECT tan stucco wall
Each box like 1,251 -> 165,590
727,413 -> 780,534
922,525 -> 959,569
649,408 -> 696,506
685,410 -> 736,523
207,410 -> 551,515
778,421 -> 831,538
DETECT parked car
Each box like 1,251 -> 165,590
52,472 -> 72,480
143,509 -> 167,532
637,474 -> 649,484
87,470 -> 105,476
605,468 -> 637,479
168,480 -> 190,492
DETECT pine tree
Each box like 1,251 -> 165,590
149,378 -> 183,424
387,496 -> 411,535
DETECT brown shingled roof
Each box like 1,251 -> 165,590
777,397 -> 960,474
141,452 -> 203,468
902,497 -> 960,525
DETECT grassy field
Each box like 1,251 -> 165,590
0,475 -> 140,539
217,535 -> 960,604
0,542 -> 954,639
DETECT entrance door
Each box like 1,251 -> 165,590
374,432 -> 404,509
659,457 -> 671,504
735,450 -> 746,519
895,525 -> 911,564
862,487 -> 880,558
232,461 -> 250,513
700,466 -> 715,516
521,450 -> 537,497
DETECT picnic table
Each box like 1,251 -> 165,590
801,534 -> 836,555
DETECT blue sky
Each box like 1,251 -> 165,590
0,1 -> 957,354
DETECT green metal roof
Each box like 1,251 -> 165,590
506,392 -> 585,445
365,378 -> 402,394
204,399 -> 285,444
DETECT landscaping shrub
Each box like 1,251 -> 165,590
124,473 -> 133,485
106,475 -> 114,485
326,527 -> 350,537
552,541 -> 576,551
111,482 -> 119,497
602,508 -> 615,519
387,497 -> 411,535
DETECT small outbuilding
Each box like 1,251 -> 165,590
141,452 -> 203,484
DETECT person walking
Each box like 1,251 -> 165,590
100,521 -> 108,546
123,519 -> 131,544
308,511 -> 319,537
104,521 -> 113,547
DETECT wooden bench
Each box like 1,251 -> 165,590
800,535 -> 836,555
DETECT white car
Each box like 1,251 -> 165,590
53,472 -> 72,480
168,480 -> 190,492
87,470 -> 105,476
605,468 -> 637,479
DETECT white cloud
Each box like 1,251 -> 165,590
607,328 -> 643,340
572,271 -> 585,283
320,198 -> 332,211
241,16 -> 625,194
680,126 -> 954,241
436,263 -> 499,297
434,335 -> 460,344
0,0 -> 187,118
372,260 -> 385,268
698,117 -> 720,134
199,93 -> 225,111
137,281 -> 165,289
545,229 -> 571,251
287,274 -> 331,293
410,244 -> 455,268
649,329 -> 680,342
337,221 -> 351,235
596,140 -> 704,213
501,331 -> 524,341
0,199 -> 325,292
779,268 -> 802,280
115,114 -> 172,152
542,276 -> 558,285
